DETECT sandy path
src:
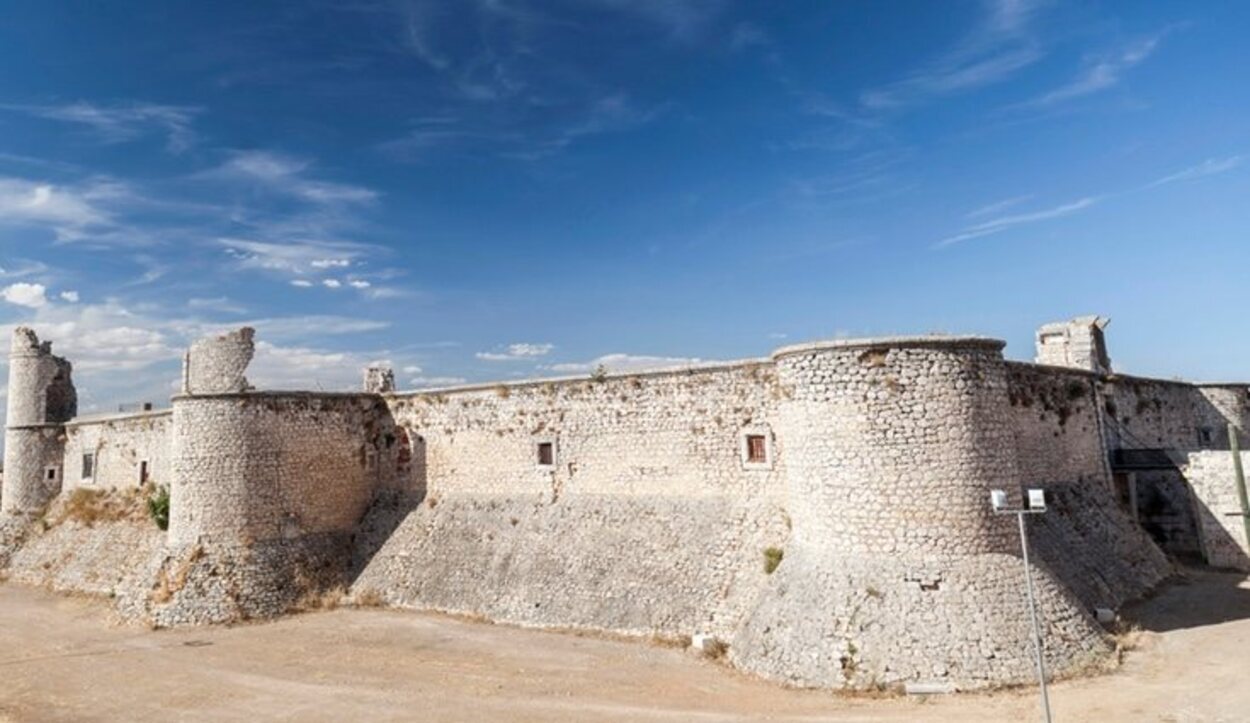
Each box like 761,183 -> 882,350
0,570 -> 1246,722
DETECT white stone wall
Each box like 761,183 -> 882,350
1178,451 -> 1250,570
169,392 -> 389,547
3,327 -> 76,514
731,338 -> 1109,690
1,428 -> 65,513
1004,363 -> 1171,608
0,322 -> 1232,691
352,363 -> 790,641
1101,377 -> 1236,452
63,411 -> 172,491
1034,316 -> 1111,374
181,327 -> 254,394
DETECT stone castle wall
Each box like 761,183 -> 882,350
1177,451 -> 1250,570
352,361 -> 791,642
168,392 -> 389,547
730,339 -> 1109,689
1100,377 -> 1250,452
63,411 -> 172,491
3,327 -> 76,514
1003,363 -> 1171,607
1,317 -> 1247,691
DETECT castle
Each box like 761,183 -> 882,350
1,317 -> 1247,690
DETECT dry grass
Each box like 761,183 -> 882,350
697,638 -> 729,659
53,488 -> 147,528
648,632 -> 693,650
351,589 -> 386,608
1113,622 -> 1152,662
295,585 -> 346,612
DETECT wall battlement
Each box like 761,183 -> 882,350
1,315 -> 1247,691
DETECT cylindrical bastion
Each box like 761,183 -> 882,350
3,328 -> 74,515
730,337 -> 1109,690
169,392 -> 386,547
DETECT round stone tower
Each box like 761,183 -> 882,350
3,327 -> 77,514
731,337 -> 1107,690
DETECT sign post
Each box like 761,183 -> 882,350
991,488 -> 1053,723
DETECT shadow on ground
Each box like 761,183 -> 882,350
1121,567 -> 1250,633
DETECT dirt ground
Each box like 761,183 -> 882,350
0,570 -> 1246,722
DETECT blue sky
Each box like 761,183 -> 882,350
1,0 -> 1249,414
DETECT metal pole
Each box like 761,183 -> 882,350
1229,424 -> 1250,549
1018,511 -> 1053,723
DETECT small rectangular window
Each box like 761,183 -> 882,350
139,461 -> 150,484
746,435 -> 768,463
46,467 -> 58,481
537,442 -> 555,466
82,452 -> 95,479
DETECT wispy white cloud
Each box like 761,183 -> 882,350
0,175 -> 185,248
409,375 -> 468,388
546,353 -> 707,374
201,151 -> 377,204
186,296 -> 245,314
399,1 -> 453,71
218,238 -> 374,276
860,0 -> 1045,111
729,22 -> 769,51
0,101 -> 200,152
1022,31 -> 1170,107
383,92 -> 665,162
935,196 -> 1101,248
59,290 -> 80,303
578,0 -> 726,40
476,342 -> 554,361
0,176 -> 112,232
965,194 -> 1035,219
1146,155 -> 1243,189
247,340 -> 373,391
237,315 -> 390,341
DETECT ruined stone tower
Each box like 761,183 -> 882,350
3,327 -> 77,514
1035,315 -> 1111,373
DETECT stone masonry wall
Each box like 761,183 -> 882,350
1176,451 -> 1250,570
1,428 -> 65,514
731,339 -> 1109,690
351,362 -> 791,643
0,321 -> 1228,691
1100,377 -> 1244,453
3,327 -> 76,514
63,411 -> 172,491
181,327 -> 254,395
1004,363 -> 1171,608
169,393 -> 390,546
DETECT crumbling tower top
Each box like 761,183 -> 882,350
1035,315 -> 1111,374
6,326 -> 77,427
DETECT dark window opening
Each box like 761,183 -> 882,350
140,461 -> 150,484
82,453 -> 95,479
46,467 -> 58,481
746,435 -> 768,463
537,442 -> 554,466
1198,427 -> 1215,447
